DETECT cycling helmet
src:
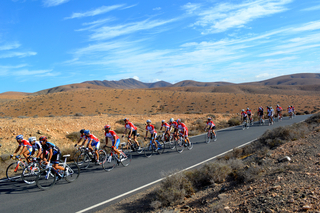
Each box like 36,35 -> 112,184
247,108 -> 249,110
161,120 -> 165,123
80,129 -> 85,134
16,135 -> 23,140
146,119 -> 151,123
277,104 -> 279,107
28,137 -> 36,142
176,119 -> 181,123
104,125 -> 111,129
84,130 -> 90,135
124,118 -> 128,121
169,118 -> 174,122
39,136 -> 47,142
270,106 -> 273,109
242,109 -> 244,112
288,105 -> 290,108
208,117 -> 211,120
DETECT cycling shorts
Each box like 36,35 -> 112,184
27,147 -> 33,155
151,133 -> 157,139
258,111 -> 264,116
131,130 -> 137,136
179,130 -> 188,137
165,127 -> 170,131
112,139 -> 120,149
51,153 -> 61,164
91,141 -> 100,150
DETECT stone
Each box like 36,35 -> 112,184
266,209 -> 274,213
302,205 -> 311,210
270,185 -> 281,191
287,199 -> 295,203
218,193 -> 228,200
224,206 -> 232,213
279,156 -> 291,162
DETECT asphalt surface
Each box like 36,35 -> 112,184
0,114 -> 311,213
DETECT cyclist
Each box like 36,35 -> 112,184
29,137 -> 43,159
12,135 -> 33,164
84,130 -> 100,162
291,105 -> 295,116
177,119 -> 191,146
39,136 -> 65,173
241,109 -> 248,124
205,117 -> 216,137
276,104 -> 283,119
160,120 -> 171,141
258,106 -> 264,123
123,118 -> 140,148
287,105 -> 292,117
74,129 -> 86,147
246,108 -> 253,123
267,106 -> 274,124
145,120 -> 158,149
104,125 -> 121,159
169,118 -> 178,140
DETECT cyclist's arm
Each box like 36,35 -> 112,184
128,128 -> 133,137
76,137 -> 83,145
105,137 -> 109,146
123,128 -> 127,136
47,149 -> 53,162
13,146 -> 20,155
145,131 -> 148,138
81,138 -> 87,146
19,146 -> 26,156
35,149 -> 42,158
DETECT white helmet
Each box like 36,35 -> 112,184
146,119 -> 151,123
161,120 -> 165,123
242,109 -> 244,112
169,118 -> 174,122
28,137 -> 36,142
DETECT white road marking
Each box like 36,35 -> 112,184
76,137 -> 257,213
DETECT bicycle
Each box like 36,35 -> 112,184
242,118 -> 249,130
102,146 -> 132,172
73,145 -> 86,163
249,116 -> 253,126
175,133 -> 193,153
204,128 -> 217,144
144,137 -> 165,157
36,154 -> 80,190
6,155 -> 28,182
275,113 -> 282,122
76,147 -> 107,169
123,135 -> 143,154
268,116 -> 274,126
158,131 -> 175,149
21,157 -> 43,185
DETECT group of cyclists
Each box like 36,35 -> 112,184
241,104 -> 295,125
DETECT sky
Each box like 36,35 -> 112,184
0,0 -> 320,93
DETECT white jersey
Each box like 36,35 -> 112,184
268,109 -> 274,116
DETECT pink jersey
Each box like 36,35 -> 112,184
276,106 -> 282,111
19,139 -> 32,149
85,134 -> 100,143
241,111 -> 247,117
246,110 -> 252,115
125,122 -> 137,131
105,130 -> 119,142
169,121 -> 178,129
146,124 -> 157,134
161,122 -> 170,128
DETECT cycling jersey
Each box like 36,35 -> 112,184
146,125 -> 157,135
161,122 -> 170,130
241,112 -> 247,117
287,107 -> 292,113
19,139 -> 32,149
178,123 -> 189,136
32,141 -> 42,151
169,121 -> 178,129
276,107 -> 283,112
292,106 -> 295,111
42,142 -> 60,155
268,109 -> 274,116
206,121 -> 215,128
125,122 -> 137,131
246,110 -> 252,115
105,130 -> 119,143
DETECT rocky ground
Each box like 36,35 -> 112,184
98,121 -> 320,213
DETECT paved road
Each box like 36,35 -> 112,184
0,115 -> 311,213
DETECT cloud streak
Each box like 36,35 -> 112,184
0,51 -> 37,58
43,0 -> 69,7
65,5 -> 125,19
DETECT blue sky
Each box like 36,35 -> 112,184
0,0 -> 320,93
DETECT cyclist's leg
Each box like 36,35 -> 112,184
23,148 -> 32,163
152,133 -> 158,148
94,142 -> 100,161
112,139 -> 121,155
52,153 -> 65,171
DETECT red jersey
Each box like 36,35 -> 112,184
169,121 -> 178,129
276,106 -> 282,112
206,121 -> 215,127
177,123 -> 188,132
241,111 -> 247,117
146,124 -> 157,134
105,130 -> 119,142
246,110 -> 252,115
125,122 -> 137,131
19,139 -> 32,149
85,134 -> 100,143
161,122 -> 170,128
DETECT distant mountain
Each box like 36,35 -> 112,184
172,80 -> 234,87
246,73 -> 320,86
33,83 -> 108,95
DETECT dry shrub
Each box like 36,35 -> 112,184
114,126 -> 125,134
154,122 -> 161,129
66,131 -> 81,142
115,119 -> 125,125
227,117 -> 241,126
154,172 -> 194,208
207,114 -> 216,119
305,113 -> 320,125
218,120 -> 229,128
235,165 -> 266,183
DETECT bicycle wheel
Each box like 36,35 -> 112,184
187,140 -> 193,150
77,153 -> 90,169
6,162 -> 25,181
213,132 -> 217,142
144,143 -> 153,158
120,152 -> 132,167
175,139 -> 184,153
156,140 -> 165,154
205,132 -> 211,144
65,163 -> 80,183
102,154 -> 117,172
246,122 -> 249,129
22,162 -> 40,185
98,149 -> 107,165
242,123 -> 245,130
36,168 -> 56,190
168,135 -> 175,149
73,149 -> 83,163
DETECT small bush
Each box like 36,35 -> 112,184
74,113 -> 83,116
66,131 -> 80,142
305,113 -> 320,124
116,119 -> 125,125
228,117 -> 241,126
154,122 -> 161,129
304,111 -> 310,114
207,114 -> 216,119
114,127 -> 125,134
218,120 -> 229,129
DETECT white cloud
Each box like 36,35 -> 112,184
0,42 -> 20,51
301,5 -> 320,11
292,21 -> 320,32
153,7 -> 161,11
65,5 -> 125,19
43,0 -> 69,7
264,56 -> 297,63
182,0 -> 292,34
0,51 -> 37,58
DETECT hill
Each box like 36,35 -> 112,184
33,83 -> 110,95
